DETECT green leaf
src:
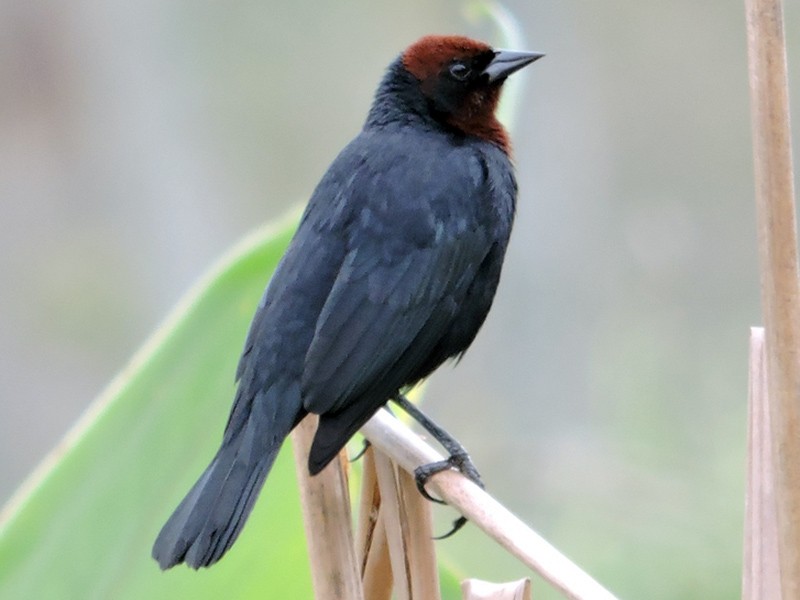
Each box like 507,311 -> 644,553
0,214 -> 312,599
0,211 -> 464,599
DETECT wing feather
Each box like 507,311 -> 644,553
301,225 -> 490,415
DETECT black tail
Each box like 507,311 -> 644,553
152,398 -> 304,569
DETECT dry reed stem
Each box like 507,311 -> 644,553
361,513 -> 393,600
744,0 -> 800,595
355,447 -> 381,571
361,410 -> 618,600
373,450 -> 441,600
357,448 -> 393,600
462,577 -> 532,600
397,463 -> 441,598
291,415 -> 364,600
743,328 -> 782,599
373,454 -> 411,600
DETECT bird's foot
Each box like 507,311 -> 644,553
391,394 -> 484,538
414,449 -> 485,538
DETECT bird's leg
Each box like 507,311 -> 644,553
391,393 -> 484,537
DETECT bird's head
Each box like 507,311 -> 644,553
400,35 -> 543,151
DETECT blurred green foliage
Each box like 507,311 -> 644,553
0,214 -> 464,599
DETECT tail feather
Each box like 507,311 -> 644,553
152,437 -> 276,569
152,393 -> 303,569
200,452 -> 267,566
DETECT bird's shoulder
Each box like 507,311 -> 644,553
300,127 -> 514,248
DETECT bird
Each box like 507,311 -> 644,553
152,34 -> 542,570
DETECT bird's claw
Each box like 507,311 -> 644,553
434,516 -> 468,540
413,450 -> 485,537
349,439 -> 371,463
414,460 -> 451,504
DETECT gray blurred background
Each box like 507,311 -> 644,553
2,0 -> 798,597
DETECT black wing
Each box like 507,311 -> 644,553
297,133 -> 500,469
302,225 -> 491,415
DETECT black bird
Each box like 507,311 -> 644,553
153,34 -> 542,570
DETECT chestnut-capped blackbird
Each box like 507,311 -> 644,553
153,34 -> 542,569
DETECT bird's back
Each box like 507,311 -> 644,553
283,126 -> 518,470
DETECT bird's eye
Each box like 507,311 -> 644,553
449,62 -> 471,81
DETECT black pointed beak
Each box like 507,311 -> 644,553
483,49 -> 545,83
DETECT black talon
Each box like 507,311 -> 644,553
434,516 -> 468,539
414,453 -> 485,500
351,404 -> 394,463
391,393 -> 485,536
349,438 -> 371,463
414,462 -> 449,504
